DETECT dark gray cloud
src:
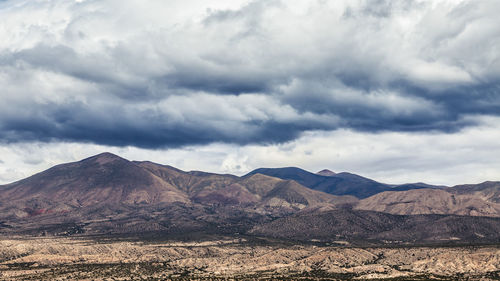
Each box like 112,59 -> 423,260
0,0 -> 499,148
0,92 -> 339,148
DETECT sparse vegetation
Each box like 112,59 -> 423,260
1,154 -> 500,280
0,237 -> 499,280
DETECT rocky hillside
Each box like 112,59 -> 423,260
1,152 -> 500,245
1,237 -> 499,280
356,186 -> 500,217
250,208 -> 500,244
0,153 -> 354,227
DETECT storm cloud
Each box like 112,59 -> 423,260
1,0 -> 499,148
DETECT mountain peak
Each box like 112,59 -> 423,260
316,169 -> 336,177
82,152 -> 128,165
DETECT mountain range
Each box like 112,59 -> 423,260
1,152 -> 499,245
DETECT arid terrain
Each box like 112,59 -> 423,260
1,153 -> 500,280
2,0 -> 500,278
0,236 -> 499,280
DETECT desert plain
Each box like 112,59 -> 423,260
1,236 -> 499,280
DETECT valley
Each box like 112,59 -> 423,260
1,237 -> 499,280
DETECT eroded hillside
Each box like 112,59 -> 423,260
0,237 -> 499,280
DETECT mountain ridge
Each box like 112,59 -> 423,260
244,167 -> 439,198
1,152 -> 499,244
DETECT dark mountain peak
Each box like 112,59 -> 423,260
246,167 -> 389,198
335,172 -> 373,181
187,170 -> 237,178
316,169 -> 336,177
391,182 -> 444,191
244,173 -> 278,181
453,181 -> 500,189
245,167 -> 312,178
81,152 -> 128,165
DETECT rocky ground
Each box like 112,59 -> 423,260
0,236 -> 499,280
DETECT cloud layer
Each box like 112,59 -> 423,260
3,116 -> 500,186
0,0 -> 499,148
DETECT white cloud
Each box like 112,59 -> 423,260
0,0 -> 499,185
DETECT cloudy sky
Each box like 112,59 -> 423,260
0,0 -> 499,186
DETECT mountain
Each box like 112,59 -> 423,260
245,167 -> 435,198
448,181 -> 500,203
1,152 -> 500,245
133,160 -> 239,200
245,167 -> 387,198
134,161 -> 355,209
0,153 -> 355,234
0,153 -> 190,217
0,153 -> 354,214
356,184 -> 500,217
250,208 -> 500,245
316,169 -> 336,176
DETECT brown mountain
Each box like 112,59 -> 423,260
0,153 -> 190,218
135,160 -> 239,196
1,153 -> 499,245
448,181 -> 500,203
250,208 -> 500,245
0,153 -> 354,224
136,162 -> 356,210
355,184 -> 500,217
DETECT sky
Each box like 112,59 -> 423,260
0,0 -> 500,186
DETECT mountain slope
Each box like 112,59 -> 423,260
356,187 -> 500,217
250,208 -> 500,244
1,153 -> 500,244
0,153 -> 354,222
448,181 -> 500,203
245,167 -> 387,198
135,161 -> 354,209
135,161 -> 239,195
245,167 -> 435,198
0,153 -> 189,217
